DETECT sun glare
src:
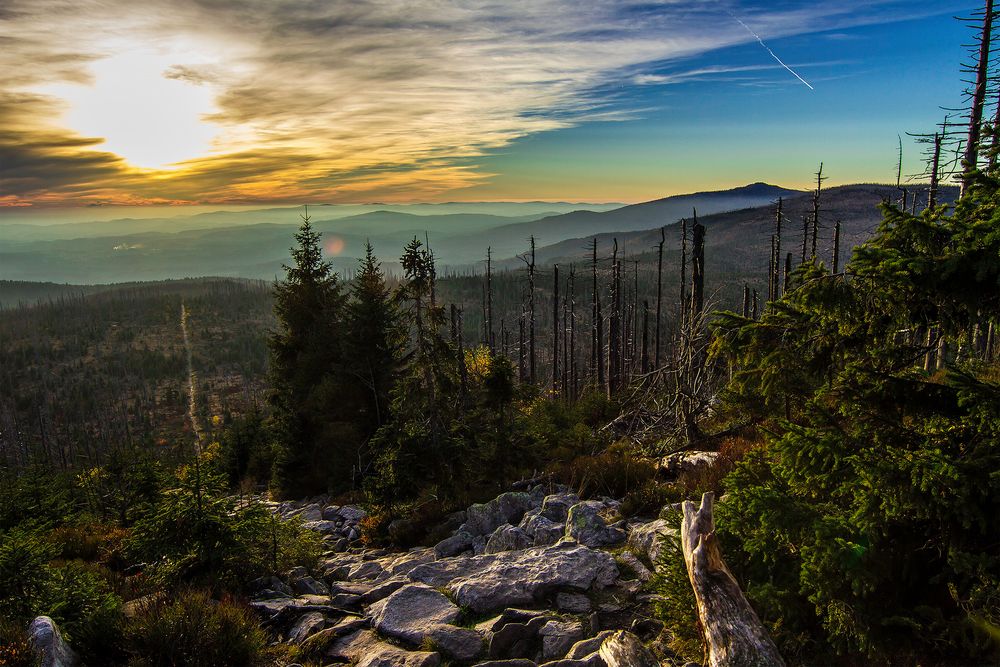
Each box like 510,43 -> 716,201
41,47 -> 219,170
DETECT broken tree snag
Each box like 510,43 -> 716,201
598,630 -> 659,667
681,492 -> 786,667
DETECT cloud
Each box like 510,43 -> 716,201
0,0 -> 951,205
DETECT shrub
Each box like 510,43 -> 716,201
124,588 -> 267,667
651,511 -> 702,663
0,618 -> 38,667
550,443 -> 656,499
126,486 -> 322,590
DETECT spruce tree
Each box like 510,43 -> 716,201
347,242 -> 403,439
268,213 -> 354,498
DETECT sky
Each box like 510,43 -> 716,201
0,0 -> 980,208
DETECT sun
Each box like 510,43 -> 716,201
41,45 -> 220,170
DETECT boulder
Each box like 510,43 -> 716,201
435,530 -> 475,558
473,661 -> 537,667
564,631 -> 614,659
322,504 -> 342,520
328,630 -> 441,667
539,493 -> 579,523
660,451 -> 719,478
539,620 -> 584,660
360,576 -> 409,604
291,575 -> 330,596
409,544 -> 619,614
287,612 -> 327,644
556,592 -> 592,614
427,624 -> 485,662
519,512 -> 565,547
357,647 -> 441,667
298,616 -> 368,655
370,584 -> 461,645
488,614 -> 548,659
302,520 -> 341,534
627,519 -> 677,565
338,505 -> 368,523
296,504 -> 324,522
28,617 -> 77,667
348,560 -> 386,581
463,491 -> 538,536
615,552 -> 653,583
485,525 -> 533,554
565,502 -> 626,548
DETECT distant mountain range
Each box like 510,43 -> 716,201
0,183 -> 952,285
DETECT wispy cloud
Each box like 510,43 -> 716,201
0,0 -> 951,205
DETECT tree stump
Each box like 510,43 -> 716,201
681,492 -> 785,667
598,630 -> 659,667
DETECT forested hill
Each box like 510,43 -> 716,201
504,183 -> 961,269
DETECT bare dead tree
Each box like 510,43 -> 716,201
811,163 -> 825,259
553,264 -> 560,391
962,0 -> 996,194
655,226 -> 665,368
832,221 -> 842,274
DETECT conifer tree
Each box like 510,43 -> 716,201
347,242 -> 403,440
268,211 -> 352,498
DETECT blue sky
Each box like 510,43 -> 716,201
469,2 -> 979,200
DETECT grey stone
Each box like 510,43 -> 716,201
519,512 -> 565,547
322,504 -> 342,520
435,530 -> 475,558
302,520 -> 341,533
296,504 -> 324,522
360,576 -> 409,604
370,584 -> 461,645
488,615 -> 548,659
565,502 -> 626,548
291,575 -> 329,596
539,493 -> 580,523
615,551 -> 653,583
329,592 -> 362,607
349,560 -> 385,581
338,505 -> 368,523
472,661 -> 537,667
556,592 -> 592,614
660,451 -> 719,478
427,623 -> 485,662
298,616 -> 368,654
409,544 -> 619,614
287,612 -> 327,644
627,518 -> 677,565
463,491 -> 539,536
597,630 -> 659,667
539,620 -> 584,660
565,631 -> 614,659
28,616 -> 77,667
485,525 -> 533,554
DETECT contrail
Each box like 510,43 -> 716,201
732,15 -> 814,90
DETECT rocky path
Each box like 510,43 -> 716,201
255,484 -> 690,666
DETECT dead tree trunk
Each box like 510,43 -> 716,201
569,266 -> 578,399
681,492 -> 786,667
783,252 -> 792,293
690,215 -> 705,319
742,284 -> 750,318
553,264 -> 560,391
811,163 -> 824,259
528,236 -> 536,383
774,198 -> 783,298
832,221 -> 842,274
963,0 -> 995,194
655,226 -> 665,368
486,247 -> 494,350
929,132 -> 943,208
591,239 -> 605,392
641,300 -> 649,374
680,219 -> 688,328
